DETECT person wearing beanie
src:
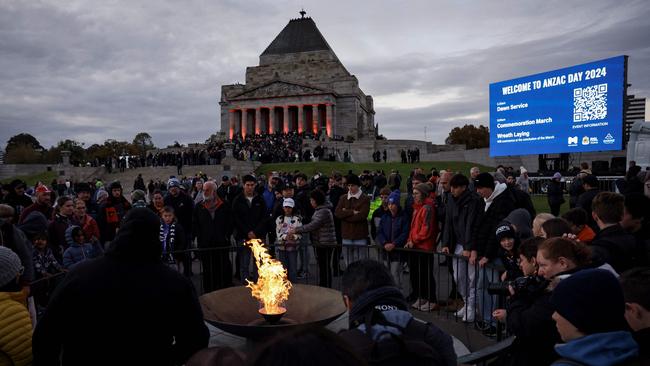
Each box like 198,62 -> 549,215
369,187 -> 392,241
0,246 -> 32,366
131,189 -> 147,209
376,190 -> 410,292
33,208 -> 209,365
406,181 -> 439,312
97,180 -> 131,246
550,269 -> 639,365
495,223 -> 523,281
338,260 -> 456,366
3,179 -> 32,223
471,171 -> 517,334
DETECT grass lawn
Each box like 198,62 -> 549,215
531,194 -> 570,216
256,161 -> 493,191
0,170 -> 57,188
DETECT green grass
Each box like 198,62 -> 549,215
0,170 -> 58,187
531,195 -> 570,216
256,161 -> 493,191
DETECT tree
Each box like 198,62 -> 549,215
4,144 -> 42,164
43,139 -> 86,165
132,132 -> 155,156
445,124 -> 490,149
6,133 -> 44,152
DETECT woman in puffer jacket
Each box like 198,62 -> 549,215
291,189 -> 337,287
62,226 -> 103,269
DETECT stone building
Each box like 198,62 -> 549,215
219,11 -> 376,140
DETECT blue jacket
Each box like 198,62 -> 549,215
553,331 -> 639,366
62,226 -> 101,269
375,209 -> 409,248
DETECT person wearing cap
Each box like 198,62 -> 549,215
405,182 -> 439,312
335,174 -> 371,263
471,172 -> 516,332
18,183 -> 53,225
164,177 -> 195,277
550,269 -> 639,365
3,179 -> 32,223
0,246 -> 32,366
33,208 -> 209,365
97,181 -> 131,246
547,172 -> 565,217
216,175 -> 235,204
232,174 -> 268,282
275,197 -> 303,282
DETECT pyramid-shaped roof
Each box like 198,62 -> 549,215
261,16 -> 334,56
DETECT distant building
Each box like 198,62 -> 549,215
625,95 -> 646,144
220,11 -> 376,140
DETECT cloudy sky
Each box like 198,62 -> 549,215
1,0 -> 649,149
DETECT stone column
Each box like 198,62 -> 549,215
298,105 -> 304,133
269,107 -> 275,134
241,109 -> 248,138
326,104 -> 333,137
312,104 -> 319,134
229,109 -> 236,140
255,108 -> 262,135
283,106 -> 290,133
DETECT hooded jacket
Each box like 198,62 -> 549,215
295,204 -> 337,246
552,331 -> 638,366
472,183 -> 516,260
504,208 -> 533,241
33,208 -> 209,366
62,226 -> 101,269
376,208 -> 409,248
408,197 -> 437,251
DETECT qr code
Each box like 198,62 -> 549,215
573,83 -> 607,122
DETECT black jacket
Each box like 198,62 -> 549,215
294,184 -> 313,224
590,224 -> 638,273
510,186 -> 537,219
231,193 -> 267,242
193,200 -> 233,248
32,208 -> 209,366
472,185 -> 516,259
576,188 -> 600,230
442,189 -> 481,249
547,180 -> 565,206
506,287 -> 561,366
164,192 -> 194,235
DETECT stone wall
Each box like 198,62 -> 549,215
0,164 -> 105,183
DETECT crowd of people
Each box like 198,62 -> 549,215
1,159 -> 649,365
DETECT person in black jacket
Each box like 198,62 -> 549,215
232,175 -> 267,282
492,237 -> 561,366
576,174 -> 600,231
590,192 -> 638,273
294,173 -> 313,277
471,172 -> 516,333
193,181 -> 233,292
33,208 -> 209,366
547,173 -> 565,217
506,174 -> 536,219
621,193 -> 650,267
3,179 -> 33,223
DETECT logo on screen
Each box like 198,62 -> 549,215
590,137 -> 598,144
603,133 -> 615,145
568,136 -> 578,146
582,136 -> 590,145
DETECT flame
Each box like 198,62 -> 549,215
245,239 -> 292,314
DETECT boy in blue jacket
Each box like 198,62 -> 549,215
62,226 -> 102,269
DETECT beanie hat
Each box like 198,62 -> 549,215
109,181 -> 122,191
388,190 -> 401,207
282,198 -> 295,208
131,189 -> 146,203
414,183 -> 432,197
167,178 -> 181,189
0,247 -> 22,287
346,174 -> 361,187
551,269 -> 628,335
495,223 -> 516,242
474,172 -> 495,190
96,189 -> 109,201
553,172 -> 562,180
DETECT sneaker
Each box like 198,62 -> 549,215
483,325 -> 498,338
418,301 -> 439,312
411,298 -> 425,309
454,306 -> 467,318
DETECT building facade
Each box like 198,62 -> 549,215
219,12 -> 376,140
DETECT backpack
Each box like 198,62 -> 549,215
339,311 -> 444,366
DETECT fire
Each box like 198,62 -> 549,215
245,239 -> 292,315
